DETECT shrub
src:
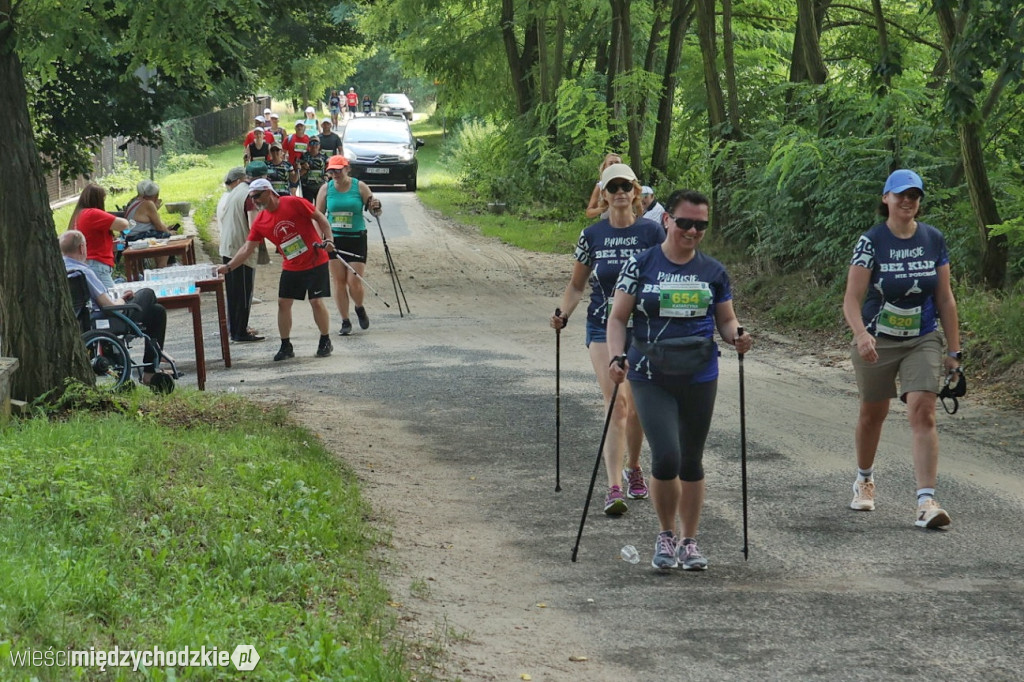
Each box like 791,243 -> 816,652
161,153 -> 213,173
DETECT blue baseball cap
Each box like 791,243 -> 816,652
883,169 -> 924,196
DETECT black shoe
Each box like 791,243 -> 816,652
233,332 -> 265,343
316,338 -> 333,357
339,319 -> 352,336
274,344 -> 294,361
355,306 -> 370,330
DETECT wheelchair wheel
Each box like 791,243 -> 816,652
82,330 -> 132,390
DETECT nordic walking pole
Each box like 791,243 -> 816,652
370,211 -> 410,315
571,359 -> 624,563
555,308 -> 563,493
737,326 -> 749,560
320,245 -> 391,308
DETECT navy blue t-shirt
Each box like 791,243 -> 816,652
615,248 -> 732,384
850,222 -> 949,339
574,217 -> 664,327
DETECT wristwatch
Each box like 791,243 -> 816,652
947,350 -> 962,360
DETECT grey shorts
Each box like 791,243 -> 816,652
851,331 -> 942,402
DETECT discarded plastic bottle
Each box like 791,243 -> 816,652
620,545 -> 640,564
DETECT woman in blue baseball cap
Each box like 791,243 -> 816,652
842,169 -> 962,529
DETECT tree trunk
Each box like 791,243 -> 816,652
935,2 -> 1008,289
722,0 -> 741,136
502,0 -> 539,115
638,0 -> 670,142
0,26 -> 93,401
871,0 -> 898,166
788,0 -> 830,91
695,0 -> 731,231
651,0 -> 695,177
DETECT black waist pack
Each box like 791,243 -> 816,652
632,336 -> 715,376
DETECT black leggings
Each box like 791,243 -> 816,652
630,379 -> 717,482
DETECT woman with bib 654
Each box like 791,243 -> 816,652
842,169 -> 962,529
607,189 -> 751,571
315,155 -> 382,336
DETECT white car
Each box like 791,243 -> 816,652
375,93 -> 414,121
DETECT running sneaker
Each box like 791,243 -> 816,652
677,539 -> 708,571
850,479 -> 876,511
339,319 -> 352,336
915,498 -> 951,529
316,337 -> 333,358
603,485 -> 628,516
273,343 -> 294,362
651,531 -> 678,570
355,306 -> 370,330
623,467 -> 649,499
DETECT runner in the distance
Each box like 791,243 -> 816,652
550,163 -> 664,515
346,87 -> 359,119
218,178 -> 335,361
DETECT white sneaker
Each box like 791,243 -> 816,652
850,479 -> 875,511
915,498 -> 951,528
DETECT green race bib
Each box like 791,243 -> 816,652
279,234 -> 308,260
330,211 -> 354,233
659,281 -> 711,318
876,302 -> 922,337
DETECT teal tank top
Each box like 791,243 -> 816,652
325,180 -> 366,236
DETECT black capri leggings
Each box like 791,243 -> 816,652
630,379 -> 717,482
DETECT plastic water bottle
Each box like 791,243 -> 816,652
620,545 -> 640,564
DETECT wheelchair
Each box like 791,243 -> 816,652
68,272 -> 178,393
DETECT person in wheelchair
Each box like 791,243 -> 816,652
61,230 -> 171,387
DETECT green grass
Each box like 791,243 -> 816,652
0,388 -> 414,681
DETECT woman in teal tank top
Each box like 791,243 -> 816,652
315,156 -> 382,335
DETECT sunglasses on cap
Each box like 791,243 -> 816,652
668,217 -> 709,231
604,180 -> 634,194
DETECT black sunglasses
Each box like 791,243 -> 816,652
604,180 -> 634,194
668,217 -> 709,231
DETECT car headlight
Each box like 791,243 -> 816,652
343,148 -> 356,161
397,148 -> 414,162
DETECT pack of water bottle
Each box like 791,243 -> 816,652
142,264 -> 219,297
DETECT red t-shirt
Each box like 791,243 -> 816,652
346,92 -> 359,107
247,196 -> 329,272
243,131 -> 275,147
284,134 -> 310,166
76,208 -> 117,267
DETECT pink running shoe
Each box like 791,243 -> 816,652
623,467 -> 650,499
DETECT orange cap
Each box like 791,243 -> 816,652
326,156 -> 350,170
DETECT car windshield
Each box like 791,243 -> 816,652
382,96 -> 407,105
344,125 -> 410,144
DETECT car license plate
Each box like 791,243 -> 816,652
366,167 -> 389,174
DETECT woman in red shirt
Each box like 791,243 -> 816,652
67,183 -> 130,289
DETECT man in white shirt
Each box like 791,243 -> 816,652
217,167 -> 264,342
640,185 -> 665,225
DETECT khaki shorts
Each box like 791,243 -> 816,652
851,331 -> 942,402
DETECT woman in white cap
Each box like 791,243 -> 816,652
301,106 -> 319,134
551,163 -> 664,515
842,169 -> 962,529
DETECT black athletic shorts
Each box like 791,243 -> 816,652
332,231 -> 368,264
278,261 -> 331,300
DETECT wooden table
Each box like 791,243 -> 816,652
196,277 -> 231,369
155,278 -> 232,391
122,237 -> 197,282
157,293 -> 206,390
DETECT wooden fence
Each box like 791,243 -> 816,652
46,96 -> 272,205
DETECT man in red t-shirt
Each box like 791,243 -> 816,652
345,88 -> 359,119
284,121 -> 310,166
218,178 -> 336,361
